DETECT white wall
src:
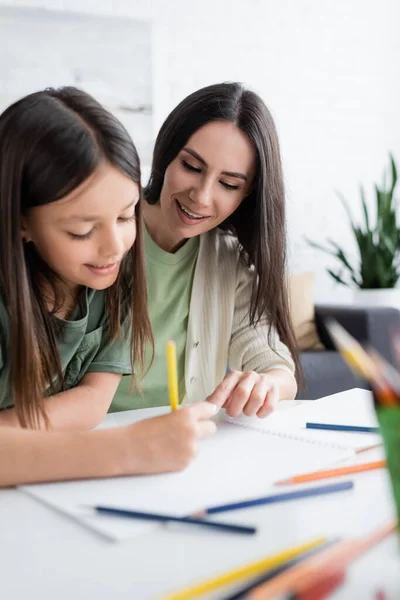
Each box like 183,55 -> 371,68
1,0 -> 399,303
0,6 -> 153,162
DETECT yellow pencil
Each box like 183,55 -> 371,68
325,319 -> 398,407
162,537 -> 327,600
325,319 -> 380,380
166,340 -> 179,411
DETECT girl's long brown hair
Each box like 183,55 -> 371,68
0,87 -> 152,428
145,82 -> 302,386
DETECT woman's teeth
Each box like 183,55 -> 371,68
177,201 -> 206,220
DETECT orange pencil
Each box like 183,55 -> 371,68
248,520 -> 396,599
367,347 -> 400,405
276,460 -> 386,486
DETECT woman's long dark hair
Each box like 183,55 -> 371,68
0,86 -> 152,428
146,82 -> 301,384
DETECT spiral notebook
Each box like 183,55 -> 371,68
19,391 -> 369,542
225,387 -> 381,451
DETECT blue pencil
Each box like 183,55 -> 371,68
306,422 -> 379,433
195,480 -> 354,515
87,505 -> 257,535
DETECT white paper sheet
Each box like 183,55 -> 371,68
21,414 -> 353,541
226,388 -> 381,450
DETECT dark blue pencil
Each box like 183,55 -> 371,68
306,422 -> 379,433
194,480 -> 354,516
87,505 -> 257,535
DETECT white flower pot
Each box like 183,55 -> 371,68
353,288 -> 400,310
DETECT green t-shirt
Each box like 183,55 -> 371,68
111,229 -> 199,412
0,287 -> 132,410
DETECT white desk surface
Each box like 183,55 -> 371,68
1,396 -> 399,599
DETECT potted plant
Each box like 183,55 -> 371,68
307,155 -> 400,308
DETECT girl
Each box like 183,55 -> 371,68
0,87 -> 216,469
0,86 -> 145,431
114,82 -> 300,417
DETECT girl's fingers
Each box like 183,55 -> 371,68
195,420 -> 217,439
185,401 -> 219,420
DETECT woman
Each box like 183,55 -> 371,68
113,82 -> 300,418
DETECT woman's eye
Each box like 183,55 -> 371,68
119,215 -> 136,223
68,231 -> 92,240
221,181 -> 239,191
181,160 -> 201,173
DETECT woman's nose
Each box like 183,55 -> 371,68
188,179 -> 213,207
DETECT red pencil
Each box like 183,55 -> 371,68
289,569 -> 346,599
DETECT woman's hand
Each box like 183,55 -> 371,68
123,402 -> 217,474
206,369 -> 296,418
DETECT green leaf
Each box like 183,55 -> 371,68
335,190 -> 355,226
326,269 -> 349,287
312,154 -> 400,289
305,237 -> 341,258
390,153 -> 398,194
336,249 -> 357,276
381,233 -> 396,256
360,185 -> 370,232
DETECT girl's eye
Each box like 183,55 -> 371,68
68,231 -> 92,240
67,215 -> 135,240
221,182 -> 239,191
181,160 -> 201,173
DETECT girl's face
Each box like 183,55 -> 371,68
152,121 -> 256,252
22,163 -> 139,294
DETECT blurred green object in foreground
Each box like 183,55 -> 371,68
376,406 -> 400,530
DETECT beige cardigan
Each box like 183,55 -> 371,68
184,229 -> 295,404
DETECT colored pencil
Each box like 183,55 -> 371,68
306,422 -> 379,433
356,442 -> 384,454
275,460 -> 386,486
166,340 -> 179,411
390,326 -> 400,369
247,520 -> 396,599
221,539 -> 340,600
193,481 -> 354,516
324,319 -> 398,406
324,318 -> 381,380
163,537 -> 328,600
367,347 -> 400,395
287,569 -> 346,599
86,505 -> 256,535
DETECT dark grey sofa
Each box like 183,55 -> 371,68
297,304 -> 400,400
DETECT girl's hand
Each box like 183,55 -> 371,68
123,402 -> 217,474
206,370 -> 282,418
